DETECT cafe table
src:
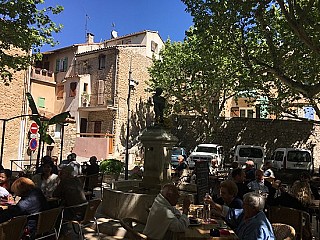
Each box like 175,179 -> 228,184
176,204 -> 238,239
177,218 -> 238,240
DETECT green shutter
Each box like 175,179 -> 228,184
63,57 -> 68,71
55,59 -> 60,72
38,97 -> 45,108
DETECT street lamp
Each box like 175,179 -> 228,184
124,66 -> 138,180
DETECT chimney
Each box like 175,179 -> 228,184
86,32 -> 94,44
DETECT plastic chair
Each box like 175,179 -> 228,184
64,199 -> 102,240
272,223 -> 296,240
0,215 -> 27,240
120,218 -> 148,240
32,207 -> 63,240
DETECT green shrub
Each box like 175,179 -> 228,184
99,159 -> 124,175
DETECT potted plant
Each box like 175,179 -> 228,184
100,159 -> 124,183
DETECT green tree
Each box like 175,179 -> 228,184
0,0 -> 63,84
26,92 -> 70,167
149,29 -> 253,134
182,0 -> 320,119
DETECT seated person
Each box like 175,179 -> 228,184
35,155 -> 59,175
214,180 -> 243,209
271,180 -> 312,211
85,156 -> 100,176
263,161 -> 275,179
32,159 -> 59,198
299,172 -> 320,200
0,169 -> 12,191
247,169 -> 276,204
231,168 -> 250,200
205,192 -> 275,239
0,186 -> 13,205
53,165 -> 87,220
0,177 -> 49,238
227,161 -> 239,180
174,155 -> 188,177
143,184 -> 190,239
244,160 -> 256,183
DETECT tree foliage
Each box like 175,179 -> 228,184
149,28 -> 254,134
0,0 -> 63,84
182,0 -> 320,119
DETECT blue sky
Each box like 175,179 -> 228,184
41,0 -> 194,51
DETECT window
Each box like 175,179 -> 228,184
98,55 -> 106,69
38,97 -> 45,108
247,109 -> 254,118
57,85 -> 64,100
303,106 -> 314,120
231,107 -> 239,117
239,108 -> 255,118
83,83 -> 88,92
69,82 -> 77,97
55,57 -> 68,72
151,41 -> 158,53
54,124 -> 62,138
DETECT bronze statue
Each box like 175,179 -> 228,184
152,87 -> 166,124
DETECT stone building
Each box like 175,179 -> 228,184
0,48 -> 29,169
33,30 -> 164,162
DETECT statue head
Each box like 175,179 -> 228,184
155,87 -> 163,96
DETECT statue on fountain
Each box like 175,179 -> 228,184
152,87 -> 166,125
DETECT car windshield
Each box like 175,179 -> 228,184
195,146 -> 217,154
172,148 -> 183,155
239,147 -> 263,158
287,151 -> 311,162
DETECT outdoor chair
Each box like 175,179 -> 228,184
63,198 -> 102,240
31,207 -> 63,240
0,215 -> 27,240
272,223 -> 296,240
77,175 -> 86,189
120,218 -> 148,240
84,173 -> 103,199
268,205 -> 310,240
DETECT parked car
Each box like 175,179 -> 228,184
233,145 -> 265,169
171,147 -> 187,168
272,148 -> 313,173
187,143 -> 224,169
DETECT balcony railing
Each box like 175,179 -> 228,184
31,67 -> 55,82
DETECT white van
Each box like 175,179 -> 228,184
233,145 -> 265,169
272,148 -> 313,173
187,143 -> 224,169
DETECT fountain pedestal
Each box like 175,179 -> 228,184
139,126 -> 178,190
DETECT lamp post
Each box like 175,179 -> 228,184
124,64 -> 138,180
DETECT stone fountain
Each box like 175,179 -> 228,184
100,88 -> 179,223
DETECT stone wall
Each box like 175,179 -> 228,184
171,116 -> 320,168
0,48 -> 27,168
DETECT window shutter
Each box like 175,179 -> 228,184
55,59 -> 60,72
63,57 -> 68,71
97,80 -> 104,105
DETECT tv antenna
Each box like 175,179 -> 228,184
85,14 -> 90,40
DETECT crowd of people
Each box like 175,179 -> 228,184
0,153 -> 101,239
143,156 -> 318,240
